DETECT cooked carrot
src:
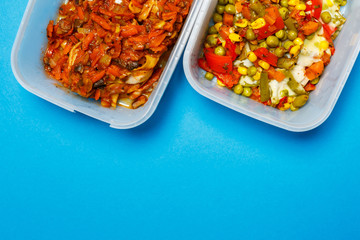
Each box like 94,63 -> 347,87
223,12 -> 234,26
305,61 -> 324,80
90,13 -> 111,30
121,25 -> 138,38
267,67 -> 285,82
94,89 -> 101,101
302,21 -> 320,36
77,7 -> 84,20
82,32 -> 95,51
90,70 -> 106,83
47,20 -> 54,38
235,2 -> 243,13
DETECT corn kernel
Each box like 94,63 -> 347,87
258,60 -> 270,70
296,4 -> 306,11
251,18 -> 266,29
299,11 -> 306,16
229,33 -> 241,42
217,80 -> 226,87
235,19 -> 249,28
290,45 -> 301,57
290,104 -> 299,111
214,23 -> 223,32
293,37 -> 304,46
253,71 -> 261,81
115,24 -> 121,33
326,0 -> 334,7
284,103 -> 291,110
247,51 -> 258,62
238,67 -> 248,75
320,40 -> 329,50
288,0 -> 300,6
288,97 -> 295,103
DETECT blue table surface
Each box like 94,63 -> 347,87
1,1 -> 360,239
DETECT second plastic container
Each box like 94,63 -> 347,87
184,0 -> 360,132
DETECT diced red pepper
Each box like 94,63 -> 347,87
242,6 -> 251,20
277,96 -> 288,109
198,57 -> 239,88
216,72 -> 240,88
253,47 -> 278,67
254,17 -> 284,40
322,23 -> 337,36
306,0 -> 323,20
204,48 -> 233,74
198,58 -> 212,73
225,39 -> 237,61
304,82 -> 316,91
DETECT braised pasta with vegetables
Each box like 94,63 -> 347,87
199,0 -> 347,111
44,0 -> 193,109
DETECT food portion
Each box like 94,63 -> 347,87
199,0 -> 347,111
44,0 -> 193,109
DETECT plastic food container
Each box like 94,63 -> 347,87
11,0 -> 203,129
184,0 -> 360,132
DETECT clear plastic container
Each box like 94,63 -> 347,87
184,0 -> 360,132
11,0 -> 203,129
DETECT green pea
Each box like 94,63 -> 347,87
242,87 -> 253,97
218,0 -> 228,5
275,30 -> 285,40
213,13 -> 223,23
334,0 -> 343,5
278,57 -> 296,69
275,47 -> 286,58
306,33 -> 315,40
228,0 -> 236,4
248,66 -> 257,77
208,26 -> 218,34
266,36 -> 280,48
233,84 -> 244,95
280,89 -> 289,98
214,46 -> 226,56
292,95 -> 309,108
321,12 -> 332,24
310,78 -> 320,85
279,7 -> 289,20
206,35 -> 218,47
249,0 -> 265,17
225,4 -> 236,15
259,41 -> 268,49
246,28 -> 256,41
283,40 -> 294,50
205,72 -> 214,80
287,30 -> 298,41
233,15 -> 242,24
216,5 -> 225,14
280,0 -> 288,7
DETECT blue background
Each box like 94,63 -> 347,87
1,1 -> 360,239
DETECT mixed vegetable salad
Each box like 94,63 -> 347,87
198,0 -> 347,111
43,0 -> 193,109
